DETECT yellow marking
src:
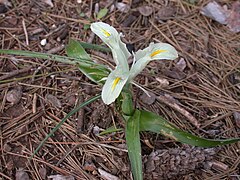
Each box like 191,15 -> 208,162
150,49 -> 167,57
111,77 -> 121,91
101,28 -> 111,37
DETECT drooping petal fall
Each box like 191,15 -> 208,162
90,22 -> 131,70
101,67 -> 129,105
129,42 -> 178,80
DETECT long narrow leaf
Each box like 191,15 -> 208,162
139,110 -> 240,147
66,39 -> 110,84
30,95 -> 101,159
79,41 -> 110,52
0,49 -> 77,65
125,110 -> 143,180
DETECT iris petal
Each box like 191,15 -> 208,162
129,43 -> 178,80
101,67 -> 129,105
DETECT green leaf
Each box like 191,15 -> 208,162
0,49 -> 78,65
121,85 -> 134,116
66,39 -> 110,84
125,110 -> 143,180
66,39 -> 91,62
79,41 -> 110,52
83,24 -> 90,30
97,8 -> 108,19
139,110 -> 240,147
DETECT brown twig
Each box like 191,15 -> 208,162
157,94 -> 200,128
76,94 -> 85,133
0,66 -> 32,81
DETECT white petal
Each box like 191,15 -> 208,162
101,68 -> 129,105
91,22 -> 130,70
90,22 -> 119,49
129,42 -> 178,80
147,42 -> 178,60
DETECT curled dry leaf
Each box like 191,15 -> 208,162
48,175 -> 75,180
175,58 -> 187,72
155,6 -> 176,21
42,0 -> 54,7
6,86 -> 22,104
98,168 -> 119,180
115,2 -> 130,13
45,94 -> 62,108
138,5 -> 153,16
227,1 -> 240,33
156,77 -> 169,88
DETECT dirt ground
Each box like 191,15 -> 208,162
0,0 -> 240,180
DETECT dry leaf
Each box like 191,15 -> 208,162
138,5 -> 153,16
175,58 -> 187,72
48,175 -> 75,180
227,1 -> 240,33
6,87 -> 22,104
201,1 -> 228,24
98,168 -> 119,180
42,0 -> 54,7
39,167 -> 47,179
45,94 -> 62,108
155,6 -> 176,21
0,0 -> 12,6
16,169 -> 30,180
115,2 -> 130,13
156,77 -> 169,88
233,112 -> 240,128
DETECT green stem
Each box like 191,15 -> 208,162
121,84 -> 135,117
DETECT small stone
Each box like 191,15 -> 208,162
140,91 -> 156,105
40,38 -> 47,46
93,126 -> 100,135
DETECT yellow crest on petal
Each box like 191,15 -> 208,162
111,77 -> 121,91
101,28 -> 111,37
150,49 -> 167,58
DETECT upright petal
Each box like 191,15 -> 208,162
91,22 -> 131,68
129,42 -> 178,80
91,22 -> 119,49
101,67 -> 129,105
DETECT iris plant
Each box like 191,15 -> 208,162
90,22 -> 178,105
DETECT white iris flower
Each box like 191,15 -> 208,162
91,22 -> 178,105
